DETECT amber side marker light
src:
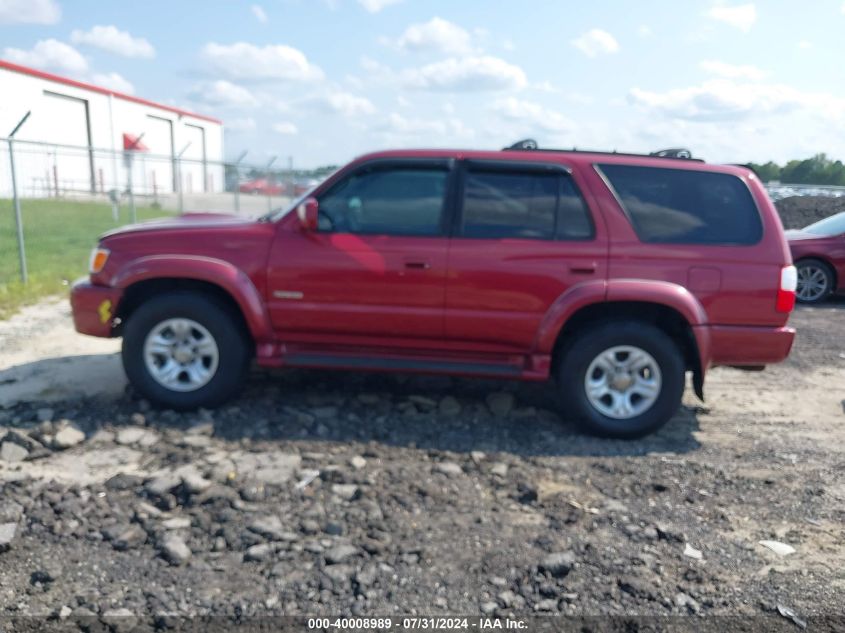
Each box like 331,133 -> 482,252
89,247 -> 110,274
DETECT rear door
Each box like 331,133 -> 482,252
444,160 -> 608,350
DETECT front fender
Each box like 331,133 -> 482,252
112,255 -> 274,343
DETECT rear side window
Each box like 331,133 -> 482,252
598,164 -> 762,245
461,170 -> 593,240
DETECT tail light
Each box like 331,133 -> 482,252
776,265 -> 797,313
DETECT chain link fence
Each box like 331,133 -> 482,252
1,137 -> 301,289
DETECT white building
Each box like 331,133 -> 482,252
0,59 -> 224,198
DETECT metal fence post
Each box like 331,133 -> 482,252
8,111 -> 31,283
266,155 -> 277,214
176,142 -> 191,214
233,151 -> 247,214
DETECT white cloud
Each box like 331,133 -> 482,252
700,60 -> 766,81
393,17 -> 472,54
0,0 -> 60,25
629,79 -> 845,122
188,80 -> 259,107
3,39 -> 88,74
273,121 -> 298,135
251,4 -> 268,23
91,72 -> 134,94
201,42 -> 323,82
226,117 -> 257,132
403,56 -> 527,92
571,29 -> 619,57
358,0 -> 401,13
310,91 -> 376,117
71,25 -> 155,58
381,112 -> 472,139
492,98 -> 574,133
706,4 -> 757,32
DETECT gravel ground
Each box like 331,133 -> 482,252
0,297 -> 844,631
775,195 -> 845,229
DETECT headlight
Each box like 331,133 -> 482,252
89,247 -> 110,274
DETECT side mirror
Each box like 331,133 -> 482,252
297,197 -> 319,231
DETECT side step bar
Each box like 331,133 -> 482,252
285,353 -> 522,377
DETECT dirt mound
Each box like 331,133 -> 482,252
774,196 -> 845,229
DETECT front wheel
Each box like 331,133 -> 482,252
795,259 -> 833,303
556,322 -> 686,438
122,292 -> 251,409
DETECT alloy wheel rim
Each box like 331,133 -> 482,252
584,345 -> 662,420
143,318 -> 219,392
796,266 -> 828,301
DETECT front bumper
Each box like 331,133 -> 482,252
707,324 -> 796,366
70,278 -> 123,337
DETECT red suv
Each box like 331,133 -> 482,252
71,143 -> 797,437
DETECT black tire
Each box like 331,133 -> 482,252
122,291 -> 251,410
795,258 -> 834,304
556,321 -> 686,439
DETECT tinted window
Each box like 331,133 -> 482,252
461,170 -> 593,240
318,167 -> 448,236
599,164 -> 762,245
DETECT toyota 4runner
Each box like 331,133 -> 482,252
70,142 -> 797,438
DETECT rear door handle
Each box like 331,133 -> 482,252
570,263 -> 597,274
404,261 -> 431,270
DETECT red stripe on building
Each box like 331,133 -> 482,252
0,59 -> 222,125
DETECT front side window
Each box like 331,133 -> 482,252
598,164 -> 763,245
460,170 -> 593,240
318,166 -> 448,236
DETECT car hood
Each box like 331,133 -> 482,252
785,229 -> 826,242
100,212 -> 260,239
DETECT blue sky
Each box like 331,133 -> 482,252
2,0 -> 845,167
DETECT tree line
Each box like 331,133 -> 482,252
749,154 -> 845,185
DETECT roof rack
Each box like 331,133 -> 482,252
502,139 -> 704,162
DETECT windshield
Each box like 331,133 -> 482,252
803,212 -> 845,236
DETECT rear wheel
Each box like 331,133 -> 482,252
795,259 -> 833,303
122,292 -> 250,409
556,322 -> 686,438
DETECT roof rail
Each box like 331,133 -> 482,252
501,139 -> 704,162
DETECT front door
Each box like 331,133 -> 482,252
266,159 -> 452,343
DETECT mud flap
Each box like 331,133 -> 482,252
693,368 -> 705,401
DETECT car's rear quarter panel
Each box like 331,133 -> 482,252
576,158 -> 793,328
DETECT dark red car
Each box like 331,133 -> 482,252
787,212 -> 845,303
71,144 -> 796,437
238,178 -> 285,196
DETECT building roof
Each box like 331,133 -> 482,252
0,59 -> 222,125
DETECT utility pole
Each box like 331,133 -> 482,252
8,111 -> 32,283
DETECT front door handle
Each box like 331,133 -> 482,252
404,261 -> 431,270
570,263 -> 597,274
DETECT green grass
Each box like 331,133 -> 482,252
0,198 -> 171,317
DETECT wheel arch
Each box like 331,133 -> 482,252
112,256 -> 273,344
537,280 -> 709,399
